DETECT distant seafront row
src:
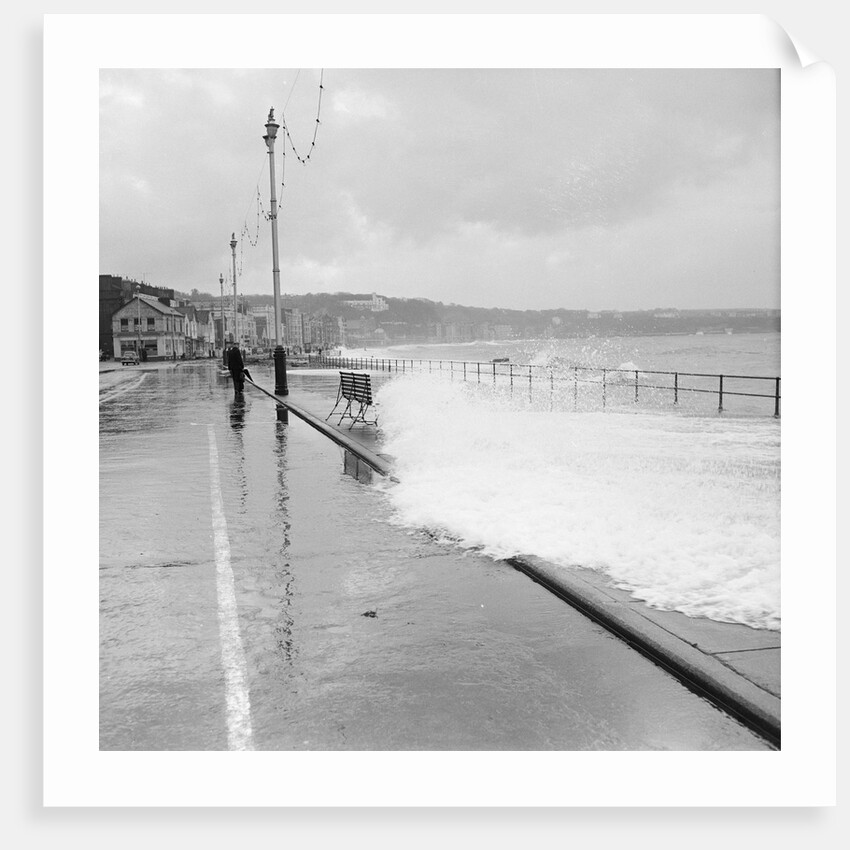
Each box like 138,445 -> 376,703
352,333 -> 780,631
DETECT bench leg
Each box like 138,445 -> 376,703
326,385 -> 345,421
337,399 -> 354,425
347,401 -> 364,429
347,401 -> 378,429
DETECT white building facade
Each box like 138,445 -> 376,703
112,295 -> 187,360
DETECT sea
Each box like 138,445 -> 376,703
340,332 -> 781,631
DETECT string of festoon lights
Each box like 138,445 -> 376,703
231,70 -> 325,279
280,69 -> 325,192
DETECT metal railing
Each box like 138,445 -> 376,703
312,355 -> 780,417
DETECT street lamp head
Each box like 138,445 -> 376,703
230,232 -> 237,251
264,107 -> 279,145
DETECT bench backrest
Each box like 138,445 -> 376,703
339,371 -> 372,405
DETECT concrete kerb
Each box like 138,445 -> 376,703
243,376 -> 396,481
99,360 -> 185,374
507,554 -> 780,747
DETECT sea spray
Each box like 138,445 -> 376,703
376,373 -> 780,630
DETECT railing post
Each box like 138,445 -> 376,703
573,366 -> 578,410
509,364 -> 513,396
602,369 -> 607,409
493,363 -> 496,384
674,372 -> 679,405
528,365 -> 533,403
635,370 -> 639,403
718,375 -> 724,413
463,362 -> 467,381
774,377 -> 780,418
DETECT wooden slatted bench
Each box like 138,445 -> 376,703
326,371 -> 378,429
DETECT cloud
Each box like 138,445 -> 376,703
99,69 -> 779,310
331,88 -> 391,120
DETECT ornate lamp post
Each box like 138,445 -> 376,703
230,233 -> 239,350
135,285 -> 142,355
264,108 -> 288,395
220,273 -> 226,364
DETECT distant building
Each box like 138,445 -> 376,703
112,295 -> 187,360
99,274 -> 176,355
252,305 -> 275,346
176,304 -> 217,357
283,308 -> 304,351
342,292 -> 389,312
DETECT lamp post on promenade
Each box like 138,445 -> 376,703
220,273 -> 226,364
229,234 -> 238,350
264,107 -> 288,395
135,285 -> 142,355
230,233 -> 239,352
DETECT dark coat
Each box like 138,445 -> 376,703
228,347 -> 245,377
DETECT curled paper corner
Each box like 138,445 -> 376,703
763,16 -> 822,69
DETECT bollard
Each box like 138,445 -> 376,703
274,345 -> 288,396
718,375 -> 724,413
276,404 -> 289,423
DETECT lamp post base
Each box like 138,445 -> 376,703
274,346 -> 289,396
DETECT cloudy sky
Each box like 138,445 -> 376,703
100,68 -> 779,311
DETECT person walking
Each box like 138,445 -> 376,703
227,344 -> 251,394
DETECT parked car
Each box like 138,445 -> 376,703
121,351 -> 139,365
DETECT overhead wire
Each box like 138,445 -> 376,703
282,69 -> 324,171
229,70 -> 325,281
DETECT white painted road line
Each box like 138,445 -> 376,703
99,372 -> 148,404
207,425 -> 255,751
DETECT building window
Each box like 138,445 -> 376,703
120,318 -> 128,329
147,318 -> 155,329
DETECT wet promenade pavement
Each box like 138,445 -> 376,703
99,359 -> 775,750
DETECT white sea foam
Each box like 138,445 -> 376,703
375,374 -> 780,630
